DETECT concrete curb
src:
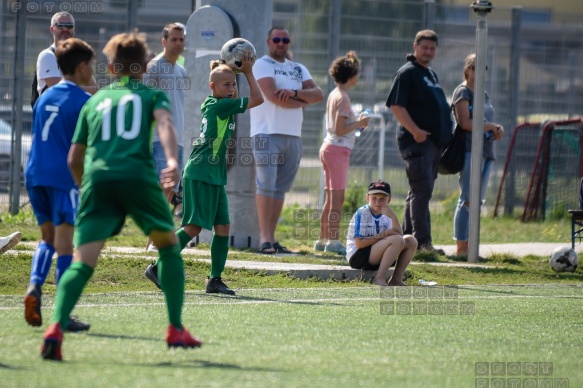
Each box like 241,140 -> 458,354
11,241 -> 576,281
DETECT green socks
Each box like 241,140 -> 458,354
52,262 -> 94,331
154,228 -> 191,266
210,234 -> 229,279
157,244 -> 184,329
176,228 -> 192,251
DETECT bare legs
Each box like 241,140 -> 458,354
319,189 -> 345,242
456,240 -> 469,256
145,190 -> 176,250
368,235 -> 418,286
256,194 -> 284,252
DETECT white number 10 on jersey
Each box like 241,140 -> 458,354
95,95 -> 142,141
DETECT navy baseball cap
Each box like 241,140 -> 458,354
367,180 -> 391,196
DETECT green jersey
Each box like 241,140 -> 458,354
73,76 -> 171,186
183,96 -> 248,185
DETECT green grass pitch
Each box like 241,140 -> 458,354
1,286 -> 582,387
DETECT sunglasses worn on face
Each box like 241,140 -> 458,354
54,23 -> 74,29
272,37 -> 290,44
470,65 -> 488,71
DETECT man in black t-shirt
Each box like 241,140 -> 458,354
386,30 -> 453,254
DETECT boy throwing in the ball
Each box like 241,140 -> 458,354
145,49 -> 263,296
41,32 -> 201,361
346,180 -> 418,286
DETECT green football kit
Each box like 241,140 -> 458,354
53,76 -> 186,331
179,95 -> 247,279
73,76 -> 174,246
181,95 -> 248,230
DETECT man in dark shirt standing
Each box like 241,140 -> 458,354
386,30 -> 452,254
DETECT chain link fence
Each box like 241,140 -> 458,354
2,0 -> 581,218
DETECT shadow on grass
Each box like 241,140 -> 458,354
152,359 -> 281,372
0,362 -> 24,370
88,332 -> 159,342
208,293 -> 336,306
462,267 -> 526,275
413,251 -> 441,262
541,272 -> 583,281
447,253 -> 523,266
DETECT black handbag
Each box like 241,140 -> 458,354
438,125 -> 465,175
439,85 -> 472,175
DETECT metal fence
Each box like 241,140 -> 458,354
2,0 -> 582,218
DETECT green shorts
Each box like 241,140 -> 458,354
74,180 -> 175,247
182,179 -> 229,230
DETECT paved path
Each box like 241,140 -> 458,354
12,241 -> 579,281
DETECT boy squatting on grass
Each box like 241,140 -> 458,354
144,50 -> 264,296
345,180 -> 418,286
41,32 -> 201,361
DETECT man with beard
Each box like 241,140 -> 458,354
250,27 -> 323,254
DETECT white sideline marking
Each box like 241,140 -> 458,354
0,293 -> 580,311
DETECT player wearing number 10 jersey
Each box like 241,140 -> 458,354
24,38 -> 94,332
40,32 -> 201,361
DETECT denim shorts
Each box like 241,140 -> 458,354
152,141 -> 184,192
253,134 -> 302,200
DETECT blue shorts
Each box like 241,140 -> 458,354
152,141 -> 184,192
28,186 -> 78,226
253,134 -> 302,200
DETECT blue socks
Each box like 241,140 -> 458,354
55,255 -> 73,284
29,242 -> 73,286
29,242 -> 55,286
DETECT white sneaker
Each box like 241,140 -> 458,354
0,231 -> 21,254
313,240 -> 325,252
324,241 -> 346,255
147,243 -> 158,252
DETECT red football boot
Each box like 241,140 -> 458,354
166,325 -> 203,349
41,323 -> 63,361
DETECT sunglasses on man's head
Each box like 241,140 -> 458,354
272,37 -> 290,44
54,23 -> 74,29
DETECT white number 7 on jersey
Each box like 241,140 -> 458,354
41,105 -> 59,141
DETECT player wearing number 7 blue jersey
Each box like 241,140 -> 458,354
40,32 -> 201,361
24,38 -> 94,332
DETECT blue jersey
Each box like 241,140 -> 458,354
345,205 -> 393,261
25,81 -> 91,190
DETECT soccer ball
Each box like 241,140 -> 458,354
549,246 -> 579,273
220,38 -> 256,73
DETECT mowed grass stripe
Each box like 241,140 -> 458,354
1,285 -> 582,311
2,286 -> 582,387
